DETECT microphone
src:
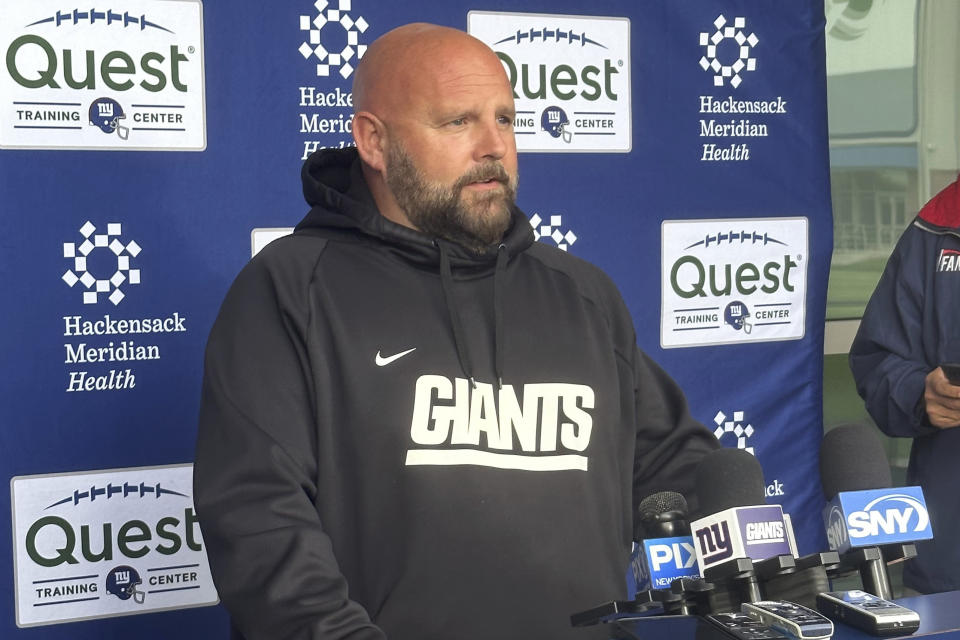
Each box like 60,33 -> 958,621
819,423 -> 933,599
695,446 -> 767,514
691,449 -> 794,571
575,491 -> 703,625
631,491 -> 699,591
690,449 -> 836,611
689,448 -> 795,612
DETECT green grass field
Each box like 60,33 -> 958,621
825,255 -> 890,320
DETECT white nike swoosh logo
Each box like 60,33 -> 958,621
375,347 -> 417,367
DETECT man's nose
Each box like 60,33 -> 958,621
474,118 -> 508,161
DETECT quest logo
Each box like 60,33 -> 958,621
660,217 -> 808,348
467,11 -> 631,153
10,464 -> 218,627
0,0 -> 206,151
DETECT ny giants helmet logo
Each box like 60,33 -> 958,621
724,300 -> 752,333
540,105 -> 572,143
88,97 -> 129,140
105,565 -> 145,604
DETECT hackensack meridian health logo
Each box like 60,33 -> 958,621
699,15 -> 757,89
297,0 -> 369,160
298,0 -> 369,79
711,409 -> 786,497
11,464 -> 218,627
713,410 -> 755,454
530,213 -> 578,252
61,220 -> 189,393
695,14 -> 790,164
467,11 -> 631,153
660,217 -> 808,348
0,0 -> 206,151
63,221 -> 141,306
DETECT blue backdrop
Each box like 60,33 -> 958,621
0,0 -> 831,636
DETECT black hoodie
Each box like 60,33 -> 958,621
194,148 -> 717,640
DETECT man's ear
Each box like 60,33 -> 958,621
352,111 -> 387,172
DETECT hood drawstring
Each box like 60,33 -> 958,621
493,244 -> 508,389
435,240 -> 510,390
437,240 -> 476,388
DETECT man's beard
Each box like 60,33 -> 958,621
385,142 -> 518,253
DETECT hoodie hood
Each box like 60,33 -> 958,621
296,147 -> 535,269
917,175 -> 960,231
297,146 -> 535,387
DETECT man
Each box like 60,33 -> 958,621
194,23 -> 717,639
849,175 -> 960,594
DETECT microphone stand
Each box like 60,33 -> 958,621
827,544 -> 916,600
661,577 -> 714,616
834,547 -> 892,599
761,552 -> 839,609
703,558 -> 761,613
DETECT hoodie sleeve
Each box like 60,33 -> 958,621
630,345 -> 719,531
849,225 -> 938,439
568,253 -> 718,536
194,246 -> 386,640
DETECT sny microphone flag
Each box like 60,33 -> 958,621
823,486 -> 933,554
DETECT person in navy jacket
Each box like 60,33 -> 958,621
850,175 -> 960,594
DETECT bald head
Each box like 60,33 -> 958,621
353,23 -> 507,116
349,23 -> 519,250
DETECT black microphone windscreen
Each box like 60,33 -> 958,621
695,447 -> 766,515
637,491 -> 690,538
638,491 -> 688,521
820,422 -> 892,500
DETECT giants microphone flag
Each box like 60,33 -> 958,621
689,448 -> 795,575
691,504 -> 793,573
